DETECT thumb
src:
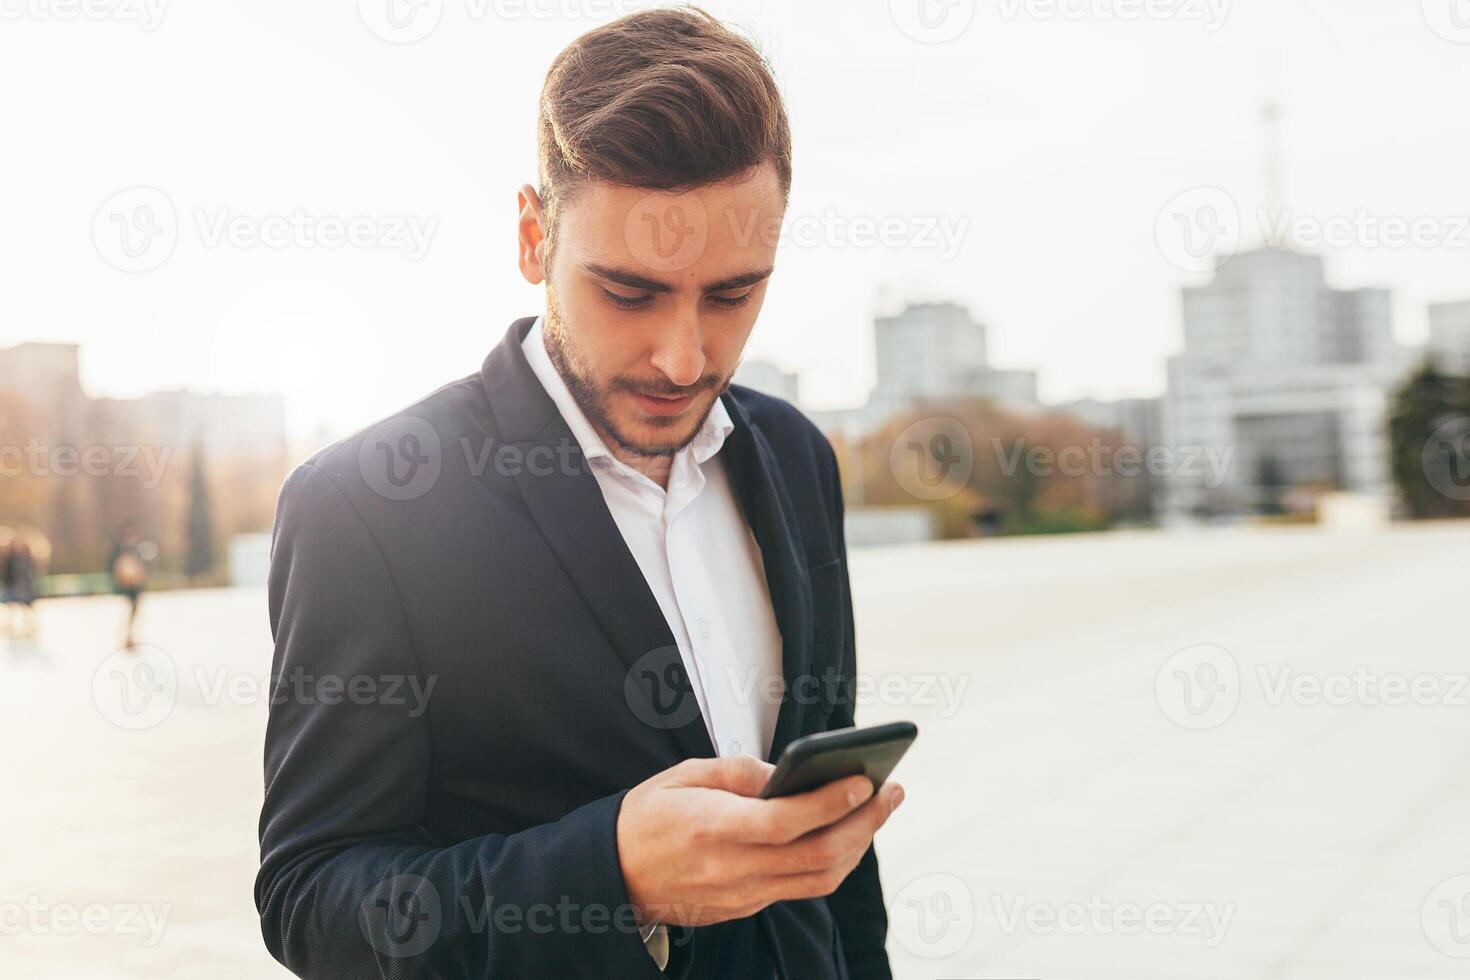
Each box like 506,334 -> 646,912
674,754 -> 775,797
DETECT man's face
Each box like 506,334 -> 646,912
522,163 -> 785,458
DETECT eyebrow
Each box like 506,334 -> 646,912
581,262 -> 774,294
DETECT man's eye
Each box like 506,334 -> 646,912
601,288 -> 653,310
708,291 -> 753,309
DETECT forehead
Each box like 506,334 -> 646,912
554,163 -> 786,279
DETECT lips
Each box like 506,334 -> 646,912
628,391 -> 697,416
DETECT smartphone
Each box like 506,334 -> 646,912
760,721 -> 917,799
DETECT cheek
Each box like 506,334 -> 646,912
707,306 -> 763,371
561,295 -> 654,380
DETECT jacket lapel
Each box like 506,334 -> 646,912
719,393 -> 815,764
480,319 -> 715,763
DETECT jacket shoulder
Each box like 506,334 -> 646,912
726,384 -> 832,461
286,372 -> 491,506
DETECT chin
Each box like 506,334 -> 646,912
615,414 -> 703,457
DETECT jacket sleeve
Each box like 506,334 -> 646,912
255,463 -> 663,979
817,442 -> 895,980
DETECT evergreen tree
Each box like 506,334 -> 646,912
1256,454 -> 1288,515
1388,359 -> 1470,518
184,442 -> 215,579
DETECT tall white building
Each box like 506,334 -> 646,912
733,359 -> 800,405
1162,246 -> 1413,517
1428,300 -> 1470,375
868,301 -> 1038,421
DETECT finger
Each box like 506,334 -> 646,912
670,754 -> 775,797
758,862 -> 870,906
725,774 -> 876,844
772,782 -> 904,875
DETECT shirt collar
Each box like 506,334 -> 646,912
521,316 -> 734,471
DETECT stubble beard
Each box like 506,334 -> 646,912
541,293 -> 726,460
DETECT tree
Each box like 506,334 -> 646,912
1256,454 -> 1289,515
184,442 -> 215,579
1388,359 -> 1470,519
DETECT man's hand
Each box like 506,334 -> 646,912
616,755 -> 904,927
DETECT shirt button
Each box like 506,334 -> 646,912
728,739 -> 743,756
698,617 -> 712,639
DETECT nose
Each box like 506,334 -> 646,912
648,315 -> 706,388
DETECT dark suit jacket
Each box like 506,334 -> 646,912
255,317 -> 893,979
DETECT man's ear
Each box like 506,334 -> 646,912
517,184 -> 547,285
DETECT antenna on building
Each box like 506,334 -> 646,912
1261,101 -> 1286,246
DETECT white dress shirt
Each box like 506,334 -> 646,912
522,318 -> 785,762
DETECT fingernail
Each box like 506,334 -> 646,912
890,785 -> 905,809
848,781 -> 874,807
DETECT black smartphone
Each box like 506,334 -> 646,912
760,721 -> 917,799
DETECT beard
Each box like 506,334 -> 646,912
542,292 -> 728,459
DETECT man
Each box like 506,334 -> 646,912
109,520 -> 150,648
256,8 -> 901,978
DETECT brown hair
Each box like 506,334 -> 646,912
536,6 -> 791,241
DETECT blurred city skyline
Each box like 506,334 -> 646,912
3,0 -> 1469,440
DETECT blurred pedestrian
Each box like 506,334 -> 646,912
0,526 -> 14,636
3,526 -> 48,640
109,521 -> 152,649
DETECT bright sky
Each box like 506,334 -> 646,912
3,0 -> 1468,438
